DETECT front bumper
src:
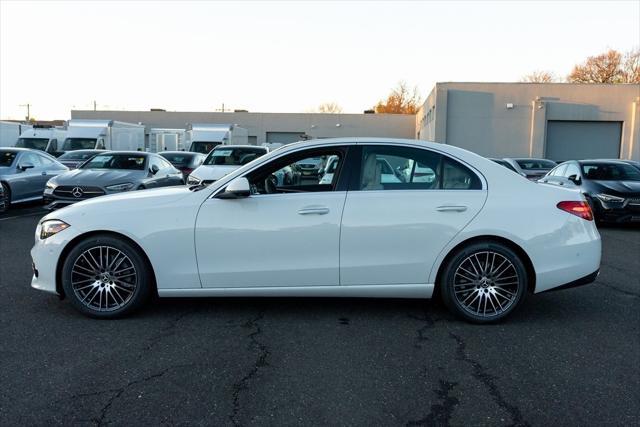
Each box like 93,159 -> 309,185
594,200 -> 640,223
31,222 -> 83,295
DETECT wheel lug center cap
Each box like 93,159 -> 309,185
101,273 -> 111,283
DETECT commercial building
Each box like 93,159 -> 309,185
72,82 -> 640,160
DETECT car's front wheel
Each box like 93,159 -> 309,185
1,182 -> 11,212
61,234 -> 152,318
440,242 -> 528,323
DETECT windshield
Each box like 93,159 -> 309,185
161,153 -> 195,166
63,138 -> 97,150
16,138 -> 48,151
190,141 -> 221,154
81,154 -> 146,170
0,151 -> 17,167
203,147 -> 267,166
515,159 -> 556,169
582,163 -> 640,181
59,151 -> 99,161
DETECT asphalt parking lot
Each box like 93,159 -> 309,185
0,204 -> 638,426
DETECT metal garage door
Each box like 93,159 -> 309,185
546,121 -> 622,162
266,131 -> 305,144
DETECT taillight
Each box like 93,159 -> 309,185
557,201 -> 593,221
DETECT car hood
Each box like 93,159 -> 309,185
42,186 -> 196,222
190,164 -> 240,181
592,180 -> 640,195
50,168 -> 147,187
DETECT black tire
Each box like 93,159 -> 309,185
61,234 -> 152,319
1,182 -> 10,212
440,242 -> 528,324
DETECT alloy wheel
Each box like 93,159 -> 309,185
453,251 -> 521,318
70,245 -> 138,312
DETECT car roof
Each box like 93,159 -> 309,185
101,151 -> 151,156
160,151 -> 201,155
214,145 -> 267,150
578,159 -> 630,165
0,147 -> 36,153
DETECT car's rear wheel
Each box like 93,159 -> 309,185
440,242 -> 528,323
1,182 -> 11,212
61,234 -> 152,318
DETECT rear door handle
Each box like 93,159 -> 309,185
41,171 -> 47,176
436,205 -> 467,212
298,206 -> 330,215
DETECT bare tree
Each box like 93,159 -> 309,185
317,102 -> 343,113
622,48 -> 640,83
567,48 -> 640,83
374,81 -> 422,114
521,70 -> 557,83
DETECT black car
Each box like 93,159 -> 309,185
56,149 -> 105,169
159,151 -> 205,180
541,160 -> 640,224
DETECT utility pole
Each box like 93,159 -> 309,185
19,103 -> 31,121
93,100 -> 97,111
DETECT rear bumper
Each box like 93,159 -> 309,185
540,269 -> 599,293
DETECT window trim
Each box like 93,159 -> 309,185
236,145 -> 354,196
349,144 -> 485,191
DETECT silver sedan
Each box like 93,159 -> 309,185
0,148 -> 68,209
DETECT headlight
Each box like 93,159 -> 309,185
40,220 -> 70,239
106,182 -> 134,192
596,193 -> 625,203
44,182 -> 56,194
187,175 -> 201,185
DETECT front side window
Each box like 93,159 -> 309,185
203,147 -> 267,166
247,149 -> 345,195
359,145 -> 481,191
20,152 -> 42,167
550,164 -> 568,176
564,163 -> 580,178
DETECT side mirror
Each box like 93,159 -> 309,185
18,162 -> 35,171
150,164 -> 160,175
217,177 -> 250,199
567,174 -> 581,185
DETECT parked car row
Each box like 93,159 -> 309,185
0,147 -> 186,211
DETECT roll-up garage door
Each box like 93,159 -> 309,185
266,132 -> 305,145
546,121 -> 622,162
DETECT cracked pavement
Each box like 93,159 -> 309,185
1,206 -> 638,426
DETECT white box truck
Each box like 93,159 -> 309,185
62,119 -> 145,153
149,128 -> 187,152
0,121 -> 32,147
16,125 -> 67,156
186,123 -> 249,154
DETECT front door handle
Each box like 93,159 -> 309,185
41,171 -> 47,176
436,205 -> 467,212
298,206 -> 330,215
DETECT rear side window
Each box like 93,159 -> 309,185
358,145 -> 482,191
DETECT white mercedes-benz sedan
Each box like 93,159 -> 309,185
31,138 -> 601,322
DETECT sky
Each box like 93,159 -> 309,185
0,0 -> 638,120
